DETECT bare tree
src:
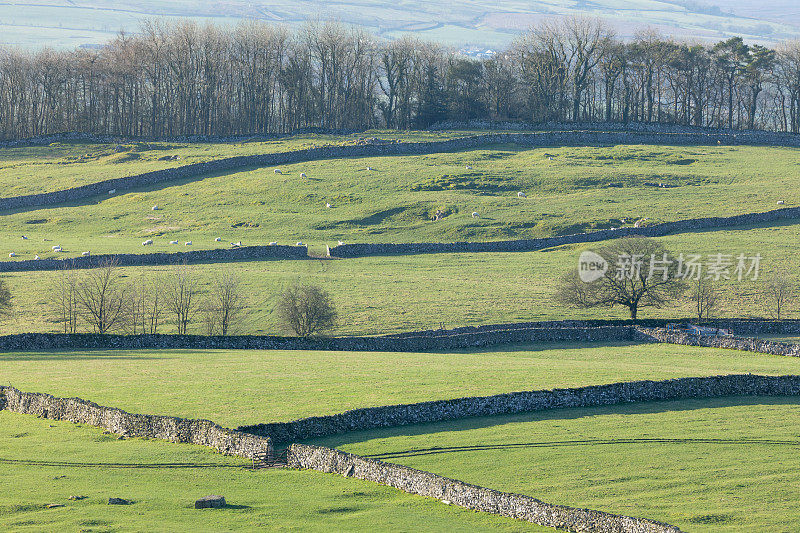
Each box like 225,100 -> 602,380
276,284 -> 337,337
203,273 -> 247,336
164,263 -> 199,334
692,277 -> 719,322
555,238 -> 686,319
75,258 -> 128,334
763,270 -> 794,320
52,261 -> 79,333
144,275 -> 164,334
0,278 -> 12,319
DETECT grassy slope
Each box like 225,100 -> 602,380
1,143 -> 799,260
2,219 -> 800,336
319,397 -> 800,532
0,411 -> 536,532
2,343 -> 800,427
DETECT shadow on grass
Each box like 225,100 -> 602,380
310,396 -> 800,449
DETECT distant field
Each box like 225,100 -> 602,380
0,142 -> 799,263
1,343 -> 799,426
321,397 -> 800,532
0,412 -> 531,532
2,219 -> 800,336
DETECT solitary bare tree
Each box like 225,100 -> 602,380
555,238 -> 686,319
75,258 -> 128,334
164,263 -> 199,334
276,284 -> 337,337
763,270 -> 794,320
203,273 -> 247,336
693,277 -> 719,322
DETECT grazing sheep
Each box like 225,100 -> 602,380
231,241 -> 241,247
34,255 -> 40,260
185,241 -> 192,246
517,192 -> 527,198
214,237 -> 222,242
21,235 -> 27,240
169,240 -> 179,245
51,245 -> 61,251
82,251 -> 90,256
274,169 -> 282,174
8,252 -> 15,258
326,203 -> 332,208
338,241 -> 344,245
108,189 -> 116,194
366,167 -> 372,171
777,200 -> 786,205
472,212 -> 479,218
53,246 -> 62,252
269,242 -> 278,245
152,205 -> 159,211
466,165 -> 472,170
300,172 -> 307,178
142,239 -> 153,246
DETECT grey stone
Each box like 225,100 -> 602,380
195,495 -> 226,509
108,498 -> 131,505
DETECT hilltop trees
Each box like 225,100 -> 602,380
4,18 -> 800,139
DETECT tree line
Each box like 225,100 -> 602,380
50,259 -> 336,337
5,17 -> 800,139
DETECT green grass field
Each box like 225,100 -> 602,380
2,343 -> 799,426
316,397 -> 800,532
2,218 -> 799,336
1,142 -> 799,262
0,411 -> 536,532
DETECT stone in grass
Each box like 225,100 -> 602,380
195,495 -> 226,509
46,503 -> 64,509
108,498 -> 132,505
69,495 -> 87,501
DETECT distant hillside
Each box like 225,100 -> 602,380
3,0 -> 800,50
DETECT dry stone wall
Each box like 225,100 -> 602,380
288,443 -> 683,533
0,245 -> 307,272
241,374 -> 800,443
0,386 -> 272,458
635,327 -> 800,357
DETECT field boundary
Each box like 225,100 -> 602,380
0,386 -> 272,459
2,129 -> 800,213
288,443 -> 683,533
0,244 -> 308,272
635,327 -> 800,357
240,374 -> 800,443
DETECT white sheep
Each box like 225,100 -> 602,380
231,241 -> 241,247
269,242 -> 278,245
517,192 -> 527,198
152,205 -> 159,211
472,212 -> 479,218
366,166 -> 373,171
51,245 -> 61,251
82,251 -> 90,256
300,172 -> 307,178
326,202 -> 332,208
108,189 -> 116,194
21,235 -> 27,240
777,200 -> 786,205
142,239 -> 153,246
274,169 -> 282,174
53,246 -> 62,252
169,240 -> 179,245
466,165 -> 473,170
214,237 -> 222,242
185,241 -> 192,246
338,240 -> 344,245
34,255 -> 40,260
8,252 -> 15,258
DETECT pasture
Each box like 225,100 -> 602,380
0,142 -> 799,261
0,411 -> 531,532
317,397 -> 800,532
1,343 -> 799,426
